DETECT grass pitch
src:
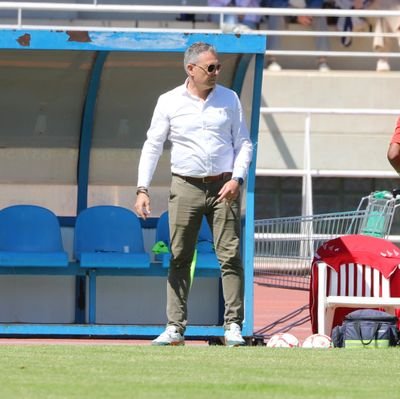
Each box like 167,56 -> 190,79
0,344 -> 398,399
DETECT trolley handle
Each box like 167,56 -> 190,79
372,190 -> 400,200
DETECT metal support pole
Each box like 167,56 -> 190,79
302,112 -> 313,217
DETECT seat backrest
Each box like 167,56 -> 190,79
155,211 -> 170,245
326,263 -> 390,299
74,205 -> 145,259
0,204 -> 64,252
155,211 -> 213,247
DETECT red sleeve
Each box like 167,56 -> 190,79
390,117 -> 400,144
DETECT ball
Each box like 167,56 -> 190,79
302,333 -> 332,349
266,333 -> 299,348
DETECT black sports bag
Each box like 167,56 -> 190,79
331,309 -> 399,348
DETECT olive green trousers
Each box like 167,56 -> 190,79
166,174 -> 244,335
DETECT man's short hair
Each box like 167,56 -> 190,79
184,42 -> 217,70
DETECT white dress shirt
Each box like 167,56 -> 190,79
137,81 -> 253,188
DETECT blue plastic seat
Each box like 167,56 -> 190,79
154,211 -> 220,269
74,205 -> 150,268
0,205 -> 68,267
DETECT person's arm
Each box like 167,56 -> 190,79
298,0 -> 324,25
135,97 -> 170,219
387,143 -> 400,174
387,117 -> 400,174
218,93 -> 253,202
231,94 -> 253,180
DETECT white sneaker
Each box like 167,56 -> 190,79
152,326 -> 184,346
224,322 -> 246,347
267,61 -> 282,72
318,62 -> 331,72
376,58 -> 390,72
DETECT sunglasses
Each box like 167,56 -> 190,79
192,63 -> 222,74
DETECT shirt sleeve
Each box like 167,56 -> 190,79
390,117 -> 400,144
137,96 -> 170,188
231,92 -> 253,179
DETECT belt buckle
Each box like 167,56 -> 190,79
201,177 -> 209,183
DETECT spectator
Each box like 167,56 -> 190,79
264,0 -> 331,71
208,0 -> 262,33
353,0 -> 400,71
387,116 -> 400,173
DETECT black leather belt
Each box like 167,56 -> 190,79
172,172 -> 232,184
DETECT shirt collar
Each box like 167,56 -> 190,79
183,78 -> 217,101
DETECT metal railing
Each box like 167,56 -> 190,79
1,3 -> 400,64
1,3 -> 400,59
254,190 -> 400,290
258,107 -> 400,217
0,6 -> 397,33
254,107 -> 400,291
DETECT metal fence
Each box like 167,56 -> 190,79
254,191 -> 400,290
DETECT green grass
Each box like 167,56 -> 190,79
0,345 -> 399,399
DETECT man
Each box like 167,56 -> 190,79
135,42 -> 253,346
387,117 -> 400,173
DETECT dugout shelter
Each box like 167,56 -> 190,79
0,28 -> 265,340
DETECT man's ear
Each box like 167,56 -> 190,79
186,64 -> 194,75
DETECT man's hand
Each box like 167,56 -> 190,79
297,15 -> 313,26
135,193 -> 151,220
217,179 -> 240,203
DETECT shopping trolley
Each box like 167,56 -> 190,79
253,190 -> 400,342
254,190 -> 400,291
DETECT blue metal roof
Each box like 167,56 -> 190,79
0,30 -> 266,53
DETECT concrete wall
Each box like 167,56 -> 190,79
242,68 -> 400,174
